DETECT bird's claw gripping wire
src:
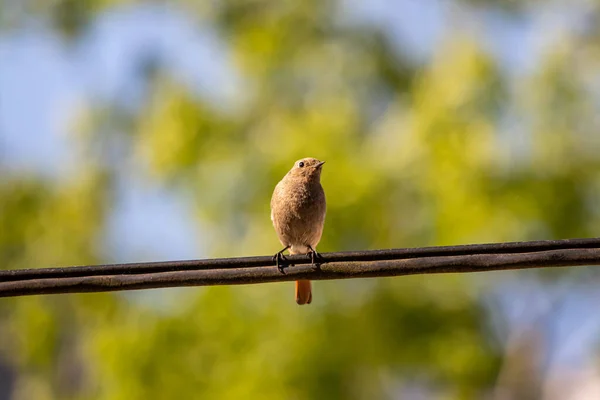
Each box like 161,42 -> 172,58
273,246 -> 290,274
307,245 -> 323,268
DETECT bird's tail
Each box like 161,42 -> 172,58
295,280 -> 312,305
289,247 -> 313,305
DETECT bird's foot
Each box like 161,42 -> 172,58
307,246 -> 323,267
273,252 -> 288,273
273,246 -> 290,274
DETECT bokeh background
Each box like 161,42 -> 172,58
1,0 -> 600,399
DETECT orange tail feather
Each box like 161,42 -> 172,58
295,280 -> 312,305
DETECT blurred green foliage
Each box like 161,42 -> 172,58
1,0 -> 600,399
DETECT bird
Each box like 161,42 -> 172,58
270,157 -> 327,305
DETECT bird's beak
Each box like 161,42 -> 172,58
316,161 -> 326,168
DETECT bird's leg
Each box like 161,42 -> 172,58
273,245 -> 290,273
274,252 -> 288,274
307,245 -> 323,268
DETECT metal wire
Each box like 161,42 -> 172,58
1,237 -> 599,297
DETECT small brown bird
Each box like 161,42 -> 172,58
271,157 -> 327,305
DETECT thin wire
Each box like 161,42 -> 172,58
0,239 -> 599,298
2,237 -> 600,282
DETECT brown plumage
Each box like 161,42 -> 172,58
270,157 -> 326,305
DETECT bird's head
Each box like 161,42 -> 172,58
287,157 -> 325,181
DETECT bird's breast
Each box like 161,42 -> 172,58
271,178 -> 326,247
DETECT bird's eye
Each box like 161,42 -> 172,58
298,161 -> 305,168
